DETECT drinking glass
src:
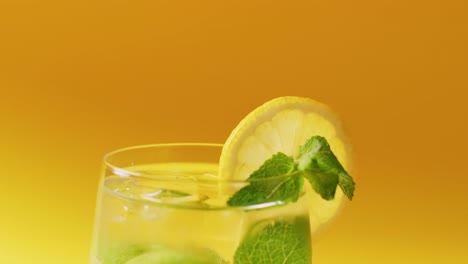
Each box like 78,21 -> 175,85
90,143 -> 312,263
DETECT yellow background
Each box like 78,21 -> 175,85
1,0 -> 467,263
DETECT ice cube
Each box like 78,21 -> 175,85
140,189 -> 208,207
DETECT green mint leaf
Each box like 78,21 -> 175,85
249,152 -> 295,180
297,136 -> 355,200
297,134 -> 331,159
300,151 -> 340,200
227,153 -> 303,207
234,217 -> 312,264
338,172 -> 355,200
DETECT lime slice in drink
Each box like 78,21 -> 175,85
125,248 -> 227,264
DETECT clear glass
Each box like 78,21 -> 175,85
90,143 -> 312,264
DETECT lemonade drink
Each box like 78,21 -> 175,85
91,146 -> 312,264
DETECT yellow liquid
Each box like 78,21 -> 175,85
91,162 -> 311,263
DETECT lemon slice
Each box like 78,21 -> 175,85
219,96 -> 352,237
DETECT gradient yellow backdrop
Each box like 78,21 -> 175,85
1,0 -> 467,263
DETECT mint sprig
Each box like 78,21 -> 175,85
227,136 -> 355,207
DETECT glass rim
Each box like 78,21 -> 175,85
103,142 -> 299,184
